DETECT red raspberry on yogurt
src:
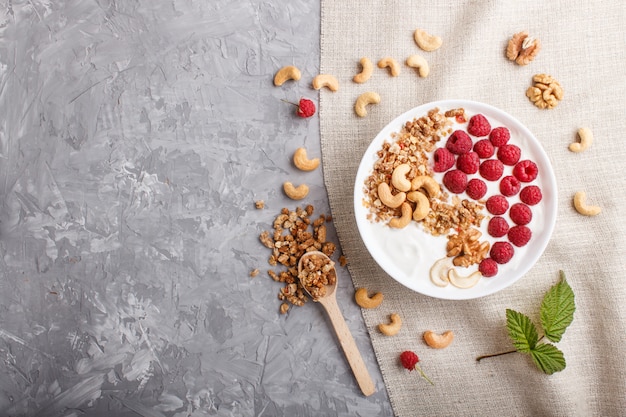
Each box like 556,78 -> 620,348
520,185 -> 543,205
473,139 -> 495,159
456,152 -> 480,174
479,258 -> 498,277
500,175 -> 521,197
509,203 -> 532,225
485,195 -> 509,215
466,178 -> 487,200
467,114 -> 491,137
446,130 -> 473,155
497,144 -> 521,165
479,159 -> 504,181
490,241 -> 515,264
488,216 -> 510,238
508,225 -> 532,247
489,126 -> 511,147
443,169 -> 468,194
513,160 -> 539,182
433,147 -> 456,172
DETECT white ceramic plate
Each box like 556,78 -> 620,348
354,100 -> 557,300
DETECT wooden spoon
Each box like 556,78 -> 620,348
298,251 -> 376,396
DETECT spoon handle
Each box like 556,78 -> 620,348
322,298 -> 376,396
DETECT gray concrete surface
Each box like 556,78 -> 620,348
0,1 -> 392,416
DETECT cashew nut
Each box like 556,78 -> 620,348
312,74 -> 339,92
423,330 -> 454,349
573,191 -> 601,216
389,202 -> 412,229
354,288 -> 384,309
293,147 -> 320,171
377,57 -> 400,77
378,313 -> 402,336
429,257 -> 452,287
283,182 -> 309,200
353,57 -> 374,84
273,65 -> 301,86
569,127 -> 593,153
447,269 -> 482,289
413,29 -> 443,52
391,164 -> 412,192
354,92 -> 381,117
410,175 -> 440,198
406,55 -> 430,77
407,191 -> 430,221
377,182 -> 406,208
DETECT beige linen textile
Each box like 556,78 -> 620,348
320,1 -> 626,416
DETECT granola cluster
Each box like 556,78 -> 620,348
298,253 -> 336,300
259,205 -> 336,313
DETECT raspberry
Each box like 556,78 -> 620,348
508,225 -> 532,247
479,258 -> 498,277
467,114 -> 491,137
479,159 -> 504,181
499,175 -> 521,197
513,160 -> 539,182
485,195 -> 509,215
296,98 -> 316,118
520,185 -> 543,205
466,178 -> 487,200
509,203 -> 532,225
489,127 -> 511,147
473,139 -> 495,159
497,144 -> 521,165
442,169 -> 468,194
446,130 -> 473,155
490,241 -> 515,264
433,147 -> 456,172
456,152 -> 480,174
488,216 -> 510,238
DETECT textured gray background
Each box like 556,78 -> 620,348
0,1 -> 392,416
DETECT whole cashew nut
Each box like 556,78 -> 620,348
354,288 -> 384,309
283,182 -> 309,200
377,182 -> 406,208
407,191 -> 430,221
353,57 -> 374,84
410,175 -> 440,198
274,65 -> 301,86
569,127 -> 593,153
423,330 -> 454,349
354,92 -> 381,117
378,313 -> 402,336
312,74 -> 339,92
448,269 -> 482,289
391,164 -> 412,192
573,191 -> 601,216
377,57 -> 400,77
406,55 -> 430,77
389,202 -> 412,229
293,147 -> 320,171
429,257 -> 453,287
413,29 -> 443,52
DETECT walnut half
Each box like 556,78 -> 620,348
506,31 -> 540,66
526,74 -> 564,110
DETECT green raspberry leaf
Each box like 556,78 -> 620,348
506,309 -> 538,353
530,343 -> 566,374
540,271 -> 576,343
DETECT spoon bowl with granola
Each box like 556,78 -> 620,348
297,251 -> 376,396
